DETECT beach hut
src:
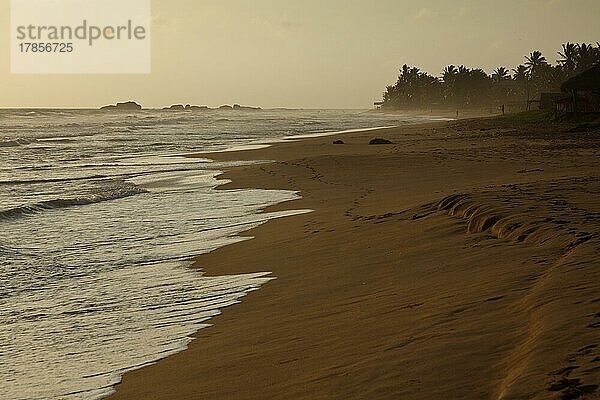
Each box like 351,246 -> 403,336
560,64 -> 600,114
539,92 -> 564,110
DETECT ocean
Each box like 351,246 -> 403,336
0,108 -> 442,399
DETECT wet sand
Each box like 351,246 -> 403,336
109,117 -> 600,399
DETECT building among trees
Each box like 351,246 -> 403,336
559,64 -> 600,114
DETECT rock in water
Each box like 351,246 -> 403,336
100,101 -> 142,111
163,104 -> 185,111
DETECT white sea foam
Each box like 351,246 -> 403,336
0,109 -> 435,399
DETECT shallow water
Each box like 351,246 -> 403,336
0,109 -> 438,399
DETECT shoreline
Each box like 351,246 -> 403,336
109,117 -> 600,399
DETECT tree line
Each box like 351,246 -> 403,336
381,42 -> 600,110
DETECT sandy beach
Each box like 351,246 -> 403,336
109,116 -> 600,399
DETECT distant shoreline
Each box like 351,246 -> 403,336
0,107 -> 372,111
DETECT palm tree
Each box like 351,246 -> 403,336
525,51 -> 547,76
468,69 -> 493,105
558,43 -> 577,74
492,67 -> 511,105
400,64 -> 411,79
443,65 -> 457,78
511,64 -> 529,103
535,63 -> 562,91
414,72 -> 442,108
453,66 -> 471,107
380,41 -> 599,110
442,65 -> 458,106
493,67 -> 510,81
512,65 -> 528,81
457,65 -> 470,75
576,43 -> 596,71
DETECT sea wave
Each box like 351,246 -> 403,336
0,175 -> 109,186
0,182 -> 148,220
0,137 -> 36,147
0,243 -> 17,255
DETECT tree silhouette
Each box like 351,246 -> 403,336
443,65 -> 458,76
380,42 -> 600,111
558,43 -> 577,73
576,43 -> 598,71
493,67 -> 510,81
512,65 -> 529,81
442,65 -> 458,105
525,51 -> 547,77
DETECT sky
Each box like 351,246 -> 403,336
1,0 -> 599,109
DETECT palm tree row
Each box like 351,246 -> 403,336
382,42 -> 600,110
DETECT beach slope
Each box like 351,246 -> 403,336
109,117 -> 600,399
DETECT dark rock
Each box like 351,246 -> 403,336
219,105 -> 233,110
163,104 -> 185,111
100,101 -> 142,111
333,140 -> 345,144
369,138 -> 393,145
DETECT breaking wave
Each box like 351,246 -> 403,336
0,182 -> 147,220
0,137 -> 36,147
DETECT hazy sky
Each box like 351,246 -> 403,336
1,0 -> 599,108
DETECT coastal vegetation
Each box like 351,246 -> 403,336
380,42 -> 600,111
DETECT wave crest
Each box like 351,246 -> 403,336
0,182 -> 147,220
0,137 -> 36,147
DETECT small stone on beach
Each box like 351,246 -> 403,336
369,138 -> 393,145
